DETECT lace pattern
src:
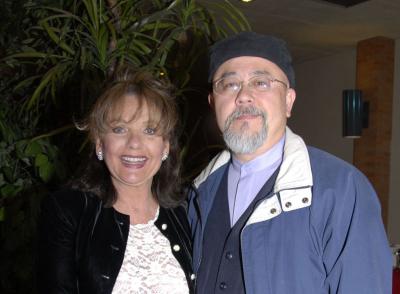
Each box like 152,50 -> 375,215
112,208 -> 189,294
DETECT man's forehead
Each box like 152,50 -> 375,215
216,70 -> 273,81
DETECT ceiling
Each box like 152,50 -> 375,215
220,0 -> 400,64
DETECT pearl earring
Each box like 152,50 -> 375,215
97,150 -> 103,161
161,153 -> 168,162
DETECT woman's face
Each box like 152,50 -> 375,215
96,94 -> 169,192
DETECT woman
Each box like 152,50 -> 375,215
37,67 -> 194,293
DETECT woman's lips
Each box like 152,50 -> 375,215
121,156 -> 147,167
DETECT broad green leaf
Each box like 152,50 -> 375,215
34,153 -> 49,168
37,156 -> 54,182
1,184 -> 19,198
24,141 -> 42,157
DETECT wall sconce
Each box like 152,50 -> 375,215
342,89 -> 369,138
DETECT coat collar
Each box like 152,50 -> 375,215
193,127 -> 313,223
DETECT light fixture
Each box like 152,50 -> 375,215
342,89 -> 368,138
240,0 -> 254,3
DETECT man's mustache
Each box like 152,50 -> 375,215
224,106 -> 266,130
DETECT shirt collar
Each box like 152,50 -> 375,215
231,136 -> 285,176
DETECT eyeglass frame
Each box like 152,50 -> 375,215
212,73 -> 288,96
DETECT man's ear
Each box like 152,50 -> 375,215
208,93 -> 215,109
285,88 -> 296,118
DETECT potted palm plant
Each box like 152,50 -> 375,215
0,0 -> 250,292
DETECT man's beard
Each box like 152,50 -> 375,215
222,106 -> 268,154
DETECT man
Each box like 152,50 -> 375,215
188,32 -> 392,294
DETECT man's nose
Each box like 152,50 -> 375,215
235,84 -> 254,105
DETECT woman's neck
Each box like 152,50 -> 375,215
113,185 -> 159,225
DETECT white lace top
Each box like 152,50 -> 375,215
112,208 -> 189,294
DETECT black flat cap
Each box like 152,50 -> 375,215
208,31 -> 295,87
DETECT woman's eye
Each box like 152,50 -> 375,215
112,126 -> 126,134
144,127 -> 156,135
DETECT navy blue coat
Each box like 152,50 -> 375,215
188,128 -> 391,294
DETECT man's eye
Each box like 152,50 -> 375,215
144,127 -> 156,135
252,79 -> 270,89
223,81 -> 240,90
112,127 -> 126,134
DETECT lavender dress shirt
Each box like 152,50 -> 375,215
228,136 -> 285,226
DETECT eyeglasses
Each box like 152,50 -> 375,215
213,74 -> 288,96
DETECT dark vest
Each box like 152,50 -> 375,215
196,167 -> 280,294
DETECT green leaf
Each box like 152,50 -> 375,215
40,20 -> 75,55
2,166 -> 14,182
24,62 -> 70,111
40,165 -> 54,182
0,120 -> 15,143
0,184 -> 20,198
13,75 -> 42,93
82,0 -> 102,36
29,124 -> 75,142
24,141 -> 42,157
16,141 -> 28,158
5,52 -> 48,59
14,178 -> 24,187
36,154 -> 54,182
34,153 -> 49,168
213,0 -> 251,32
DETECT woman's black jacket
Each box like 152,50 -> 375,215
36,189 -> 194,293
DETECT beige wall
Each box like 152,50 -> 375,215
289,50 -> 356,163
289,45 -> 400,243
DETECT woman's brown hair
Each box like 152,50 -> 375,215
70,66 -> 183,208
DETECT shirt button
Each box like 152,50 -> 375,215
285,201 -> 292,208
225,251 -> 233,259
161,223 -> 168,230
219,282 -> 227,290
302,197 -> 309,203
110,244 -> 120,251
173,244 -> 180,251
270,208 -> 277,214
190,274 -> 196,280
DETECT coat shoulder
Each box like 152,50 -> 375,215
41,188 -> 101,222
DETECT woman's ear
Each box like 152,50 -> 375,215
163,140 -> 170,156
95,138 -> 102,154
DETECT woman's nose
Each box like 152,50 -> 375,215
127,132 -> 142,149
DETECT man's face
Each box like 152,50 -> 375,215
209,56 -> 296,162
